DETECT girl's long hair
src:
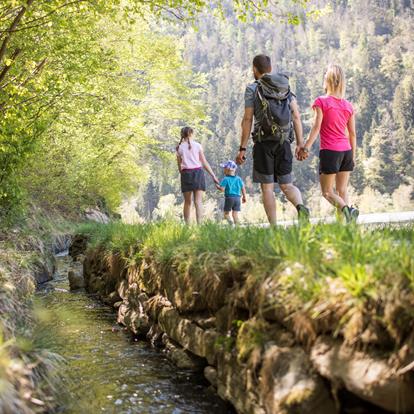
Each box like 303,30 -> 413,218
324,63 -> 346,98
176,126 -> 194,151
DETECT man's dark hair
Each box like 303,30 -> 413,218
253,54 -> 272,74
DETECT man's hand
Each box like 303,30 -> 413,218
242,195 -> 247,204
236,150 -> 246,165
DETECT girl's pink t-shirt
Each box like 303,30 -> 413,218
312,95 -> 354,151
177,140 -> 203,170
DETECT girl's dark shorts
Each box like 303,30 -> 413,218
319,149 -> 354,174
181,168 -> 206,193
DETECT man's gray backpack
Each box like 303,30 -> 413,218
253,73 -> 295,144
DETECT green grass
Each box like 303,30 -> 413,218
77,221 -> 414,303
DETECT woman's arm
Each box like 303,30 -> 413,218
176,153 -> 182,174
347,114 -> 356,161
199,150 -> 219,184
304,107 -> 323,151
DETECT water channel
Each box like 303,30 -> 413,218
34,254 -> 234,414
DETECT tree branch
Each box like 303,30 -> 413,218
0,0 -> 35,66
19,57 -> 47,87
9,0 -> 89,28
0,48 -> 21,85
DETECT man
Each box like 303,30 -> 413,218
236,54 -> 309,225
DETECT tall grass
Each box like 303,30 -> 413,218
77,221 -> 414,305
0,211 -> 66,414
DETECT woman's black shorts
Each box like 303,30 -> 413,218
319,149 -> 354,174
181,168 -> 206,193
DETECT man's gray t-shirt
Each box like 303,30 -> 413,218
244,82 -> 261,130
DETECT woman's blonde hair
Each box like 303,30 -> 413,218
324,64 -> 345,98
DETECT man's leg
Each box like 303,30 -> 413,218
261,183 -> 277,225
232,211 -> 240,225
275,142 -> 309,220
279,182 -> 303,207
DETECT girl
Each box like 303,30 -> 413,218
301,64 -> 359,222
176,126 -> 219,224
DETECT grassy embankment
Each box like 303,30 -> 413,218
78,221 -> 414,354
0,212 -> 72,413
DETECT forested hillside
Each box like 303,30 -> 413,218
136,0 -> 414,222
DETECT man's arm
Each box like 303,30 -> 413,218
290,99 -> 304,158
236,107 -> 254,165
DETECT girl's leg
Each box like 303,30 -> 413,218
232,211 -> 240,225
320,173 -> 346,210
194,190 -> 204,224
183,192 -> 192,224
335,171 -> 351,206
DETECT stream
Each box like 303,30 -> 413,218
34,253 -> 233,414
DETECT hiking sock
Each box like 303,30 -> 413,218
342,206 -> 351,223
296,204 -> 310,222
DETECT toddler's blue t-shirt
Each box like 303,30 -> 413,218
220,175 -> 244,197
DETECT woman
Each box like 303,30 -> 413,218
176,126 -> 219,224
300,64 -> 359,222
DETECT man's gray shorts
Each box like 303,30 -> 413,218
253,169 -> 293,184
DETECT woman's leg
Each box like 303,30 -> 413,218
335,171 -> 351,206
320,173 -> 346,210
183,192 -> 192,224
232,211 -> 240,225
194,190 -> 204,224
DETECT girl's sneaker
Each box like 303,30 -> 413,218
342,206 -> 359,223
349,206 -> 359,222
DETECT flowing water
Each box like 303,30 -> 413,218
35,254 -> 233,414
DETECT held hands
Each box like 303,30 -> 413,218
295,145 -> 309,161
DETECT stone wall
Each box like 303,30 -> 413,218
73,242 -> 414,414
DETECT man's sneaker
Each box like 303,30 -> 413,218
296,204 -> 310,223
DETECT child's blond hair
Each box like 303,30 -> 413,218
324,63 -> 345,98
224,167 -> 236,176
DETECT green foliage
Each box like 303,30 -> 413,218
0,0 -> 310,222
